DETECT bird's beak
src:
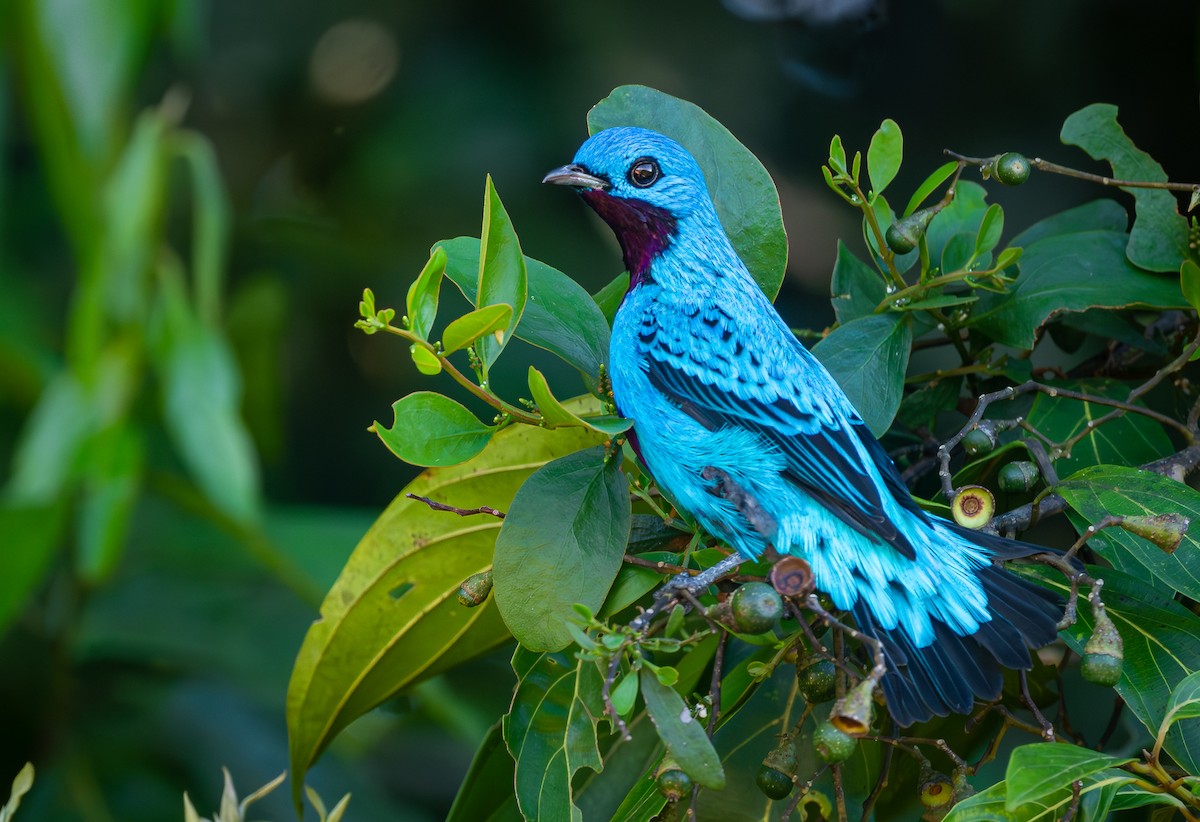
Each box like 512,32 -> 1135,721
542,163 -> 610,190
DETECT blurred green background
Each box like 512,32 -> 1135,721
1,0 -> 1198,819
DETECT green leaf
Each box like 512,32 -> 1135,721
373,391 -> 496,468
1010,199 -> 1129,248
173,131 -> 232,324
972,230 -> 1186,348
830,240 -> 885,324
975,203 -> 1004,257
0,503 -> 66,635
1061,103 -> 1191,272
866,118 -> 902,196
609,671 -> 639,717
898,293 -> 978,312
442,304 -> 514,355
76,422 -> 143,583
1004,743 -> 1133,810
903,161 -> 958,217
410,345 -> 441,375
829,134 -> 847,174
1025,379 -> 1174,476
153,267 -> 261,523
438,237 -> 611,379
591,273 -> 628,327
475,175 -> 527,371
947,768 -> 1134,821
588,84 -> 788,300
924,181 -> 990,271
1182,259 -> 1200,312
639,668 -> 725,789
5,371 -> 94,503
503,647 -> 605,822
405,246 -> 446,340
941,232 -> 978,273
528,367 -> 633,435
1050,568 -> 1200,774
1056,465 -> 1200,601
446,722 -> 521,822
0,762 -> 35,822
493,446 -> 630,651
1164,671 -> 1200,729
812,313 -> 912,436
287,407 -> 605,806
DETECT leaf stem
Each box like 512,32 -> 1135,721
377,321 -> 542,425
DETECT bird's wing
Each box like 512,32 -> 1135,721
638,299 -> 922,560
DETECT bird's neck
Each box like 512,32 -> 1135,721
580,190 -> 677,286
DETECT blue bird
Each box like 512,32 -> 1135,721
544,127 -> 1063,725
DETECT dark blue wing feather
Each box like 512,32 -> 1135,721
639,304 -> 922,560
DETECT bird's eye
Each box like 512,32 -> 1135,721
628,158 -> 661,188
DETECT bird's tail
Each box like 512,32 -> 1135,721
852,523 -> 1065,726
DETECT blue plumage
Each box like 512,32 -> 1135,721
544,127 -> 1061,725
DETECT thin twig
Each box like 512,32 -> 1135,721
405,493 -> 505,518
945,148 -> 1200,196
1019,670 -> 1056,741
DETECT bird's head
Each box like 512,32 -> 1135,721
543,126 -> 722,281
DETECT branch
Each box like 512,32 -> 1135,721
405,493 -> 505,519
989,443 -> 1200,533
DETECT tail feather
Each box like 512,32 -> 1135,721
852,552 -> 1064,726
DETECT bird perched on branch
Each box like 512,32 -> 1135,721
544,127 -> 1063,725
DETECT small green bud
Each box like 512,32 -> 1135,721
952,485 -> 995,529
993,152 -> 1031,186
813,720 -> 857,763
1117,513 -> 1190,554
797,658 -> 838,704
755,738 -> 797,800
1081,594 -> 1124,686
885,207 -> 939,255
731,582 -> 784,635
456,570 -> 493,607
998,460 -> 1040,493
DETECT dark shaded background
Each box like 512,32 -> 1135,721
2,0 -> 1198,818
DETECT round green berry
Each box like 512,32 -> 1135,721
994,152 -> 1031,186
813,720 -> 857,764
797,659 -> 838,704
885,223 -> 916,254
756,765 -> 794,800
731,582 -> 784,634
998,461 -> 1040,493
961,428 -> 997,457
655,767 -> 692,802
1081,652 -> 1123,687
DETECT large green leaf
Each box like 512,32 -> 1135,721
445,722 -> 521,822
812,312 -> 912,436
1004,743 -> 1133,811
640,668 -> 725,789
503,647 -> 605,822
475,176 -> 527,371
286,410 -> 605,805
1164,671 -> 1200,729
1009,199 -> 1128,248
1061,103 -> 1191,272
373,391 -> 497,468
492,446 -> 630,651
971,229 -> 1186,349
438,237 -> 610,379
946,767 -> 1132,821
1025,379 -> 1174,476
0,503 -> 66,635
830,240 -> 884,324
153,269 -> 261,524
1056,465 -> 1200,602
587,85 -> 788,300
1050,568 -> 1200,774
